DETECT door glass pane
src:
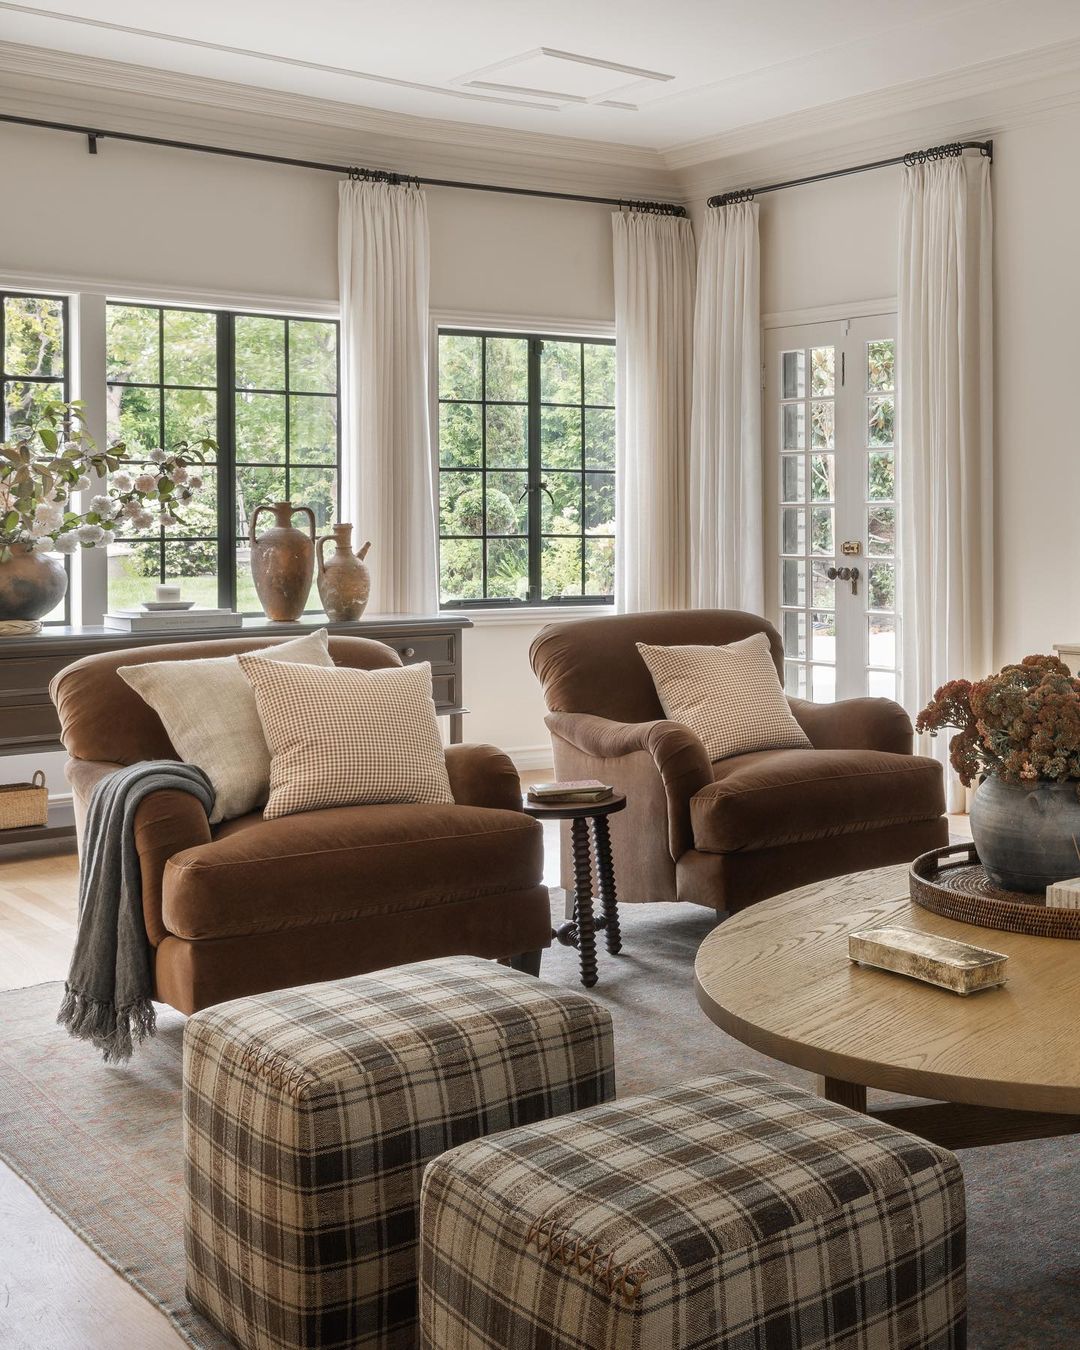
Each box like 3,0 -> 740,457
811,611 -> 835,662
781,506 -> 805,555
811,400 -> 834,448
867,339 -> 894,392
785,661 -> 808,698
868,395 -> 895,447
868,561 -> 895,612
868,451 -> 895,500
867,505 -> 896,556
811,454 -> 834,502
782,402 -> 805,450
811,560 -> 834,608
781,455 -> 806,503
811,347 -> 834,396
782,560 -> 806,607
782,350 -> 805,399
868,668 -> 898,699
810,506 -> 833,556
810,663 -> 836,703
868,614 -> 896,668
782,610 -> 807,659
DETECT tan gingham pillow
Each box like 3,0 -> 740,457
636,632 -> 810,763
237,655 -> 454,818
118,628 -> 335,823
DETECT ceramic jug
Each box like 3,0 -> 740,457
316,524 -> 371,622
249,502 -> 316,622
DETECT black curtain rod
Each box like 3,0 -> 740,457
0,111 -> 687,217
707,139 -> 994,208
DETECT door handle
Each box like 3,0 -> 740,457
826,565 -> 860,596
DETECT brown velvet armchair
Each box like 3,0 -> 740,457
52,635 -> 550,1015
530,610 -> 948,915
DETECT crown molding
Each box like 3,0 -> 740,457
0,41 -> 674,200
665,34 -> 1080,173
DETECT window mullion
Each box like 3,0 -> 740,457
216,311 -> 236,611
527,338 -> 542,602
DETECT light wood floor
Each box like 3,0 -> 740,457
0,812 -> 974,1347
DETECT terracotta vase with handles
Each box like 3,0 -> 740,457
249,502 -> 316,622
0,543 -> 68,620
316,524 -> 371,622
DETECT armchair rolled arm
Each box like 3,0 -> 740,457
788,696 -> 913,755
444,743 -> 525,812
545,711 -> 713,860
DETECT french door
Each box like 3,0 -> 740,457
764,314 -> 899,703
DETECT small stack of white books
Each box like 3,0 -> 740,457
104,608 -> 243,633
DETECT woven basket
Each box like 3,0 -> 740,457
0,769 -> 48,830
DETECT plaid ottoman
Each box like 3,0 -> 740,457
420,1071 -> 967,1350
183,956 -> 614,1350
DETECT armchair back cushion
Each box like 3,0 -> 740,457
51,634 -> 403,766
530,610 -> 784,724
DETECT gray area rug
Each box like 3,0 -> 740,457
0,895 -> 1077,1349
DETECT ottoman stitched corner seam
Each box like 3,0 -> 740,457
525,1216 -> 648,1305
236,1042 -> 319,1099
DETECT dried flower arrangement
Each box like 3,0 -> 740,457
916,654 -> 1080,787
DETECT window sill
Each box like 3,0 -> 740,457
444,605 -> 614,628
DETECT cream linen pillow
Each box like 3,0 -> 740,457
636,632 -> 811,763
118,629 -> 335,822
237,656 -> 454,819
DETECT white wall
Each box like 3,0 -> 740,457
2,121 -> 621,776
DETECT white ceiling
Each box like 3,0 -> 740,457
2,0 -> 1080,153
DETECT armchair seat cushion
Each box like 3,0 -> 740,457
692,747 -> 946,853
163,803 -> 542,941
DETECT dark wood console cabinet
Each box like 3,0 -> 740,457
0,614 -> 471,847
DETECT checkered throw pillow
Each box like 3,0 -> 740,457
637,632 -> 810,762
237,655 -> 453,818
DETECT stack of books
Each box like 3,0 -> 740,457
527,779 -> 614,806
104,608 -> 243,634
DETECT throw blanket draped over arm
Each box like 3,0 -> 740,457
58,761 -> 215,1063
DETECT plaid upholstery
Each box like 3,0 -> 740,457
237,655 -> 454,818
636,632 -> 811,762
420,1071 -> 966,1350
183,957 -> 615,1350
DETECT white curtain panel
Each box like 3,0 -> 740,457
338,180 -> 438,615
611,210 -> 696,612
689,202 -> 762,612
898,153 -> 993,811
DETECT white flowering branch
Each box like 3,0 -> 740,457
0,399 -> 214,563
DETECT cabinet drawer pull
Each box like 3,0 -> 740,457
401,646 -> 416,659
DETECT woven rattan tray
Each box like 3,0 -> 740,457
910,842 -> 1080,940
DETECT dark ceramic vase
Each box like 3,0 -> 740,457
249,502 -> 316,622
970,776 -> 1080,892
0,543 -> 68,620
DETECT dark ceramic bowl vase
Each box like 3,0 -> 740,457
0,544 -> 67,620
970,775 -> 1080,892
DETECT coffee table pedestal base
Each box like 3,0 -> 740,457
819,1076 -> 1080,1150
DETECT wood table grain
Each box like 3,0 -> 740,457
694,864 -> 1080,1149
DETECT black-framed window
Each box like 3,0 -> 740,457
105,303 -> 340,614
437,329 -> 615,607
2,291 -> 71,624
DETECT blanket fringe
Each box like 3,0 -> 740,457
57,986 -> 156,1065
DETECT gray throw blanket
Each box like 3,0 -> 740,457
58,761 -> 215,1063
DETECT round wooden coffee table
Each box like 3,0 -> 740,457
694,863 -> 1080,1149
